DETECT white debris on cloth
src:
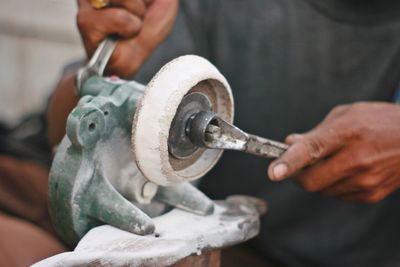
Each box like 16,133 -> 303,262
33,196 -> 265,267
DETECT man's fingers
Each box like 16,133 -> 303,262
294,150 -> 356,192
268,142 -> 317,181
95,8 -> 142,37
340,171 -> 400,203
323,104 -> 351,122
135,0 -> 178,50
77,7 -> 142,55
324,172 -> 398,203
339,187 -> 388,204
77,0 -> 145,44
321,172 -> 378,196
79,0 -> 147,17
110,0 -> 147,18
141,0 -> 178,32
320,177 -> 362,196
104,38 -> 144,77
268,126 -> 344,181
285,133 -> 303,145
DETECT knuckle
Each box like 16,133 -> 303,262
303,138 -> 325,160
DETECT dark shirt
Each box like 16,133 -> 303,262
135,0 -> 400,266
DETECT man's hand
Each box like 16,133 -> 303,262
77,0 -> 178,78
268,102 -> 400,204
48,0 -> 177,146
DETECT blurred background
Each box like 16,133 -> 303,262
0,0 -> 83,125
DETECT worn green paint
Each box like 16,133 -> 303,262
49,74 -> 216,246
48,76 -> 153,246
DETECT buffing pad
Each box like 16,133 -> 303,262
132,55 -> 234,186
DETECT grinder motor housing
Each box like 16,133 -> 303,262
48,55 -> 235,246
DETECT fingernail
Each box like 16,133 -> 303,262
272,163 -> 288,181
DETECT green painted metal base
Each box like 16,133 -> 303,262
49,76 -> 213,245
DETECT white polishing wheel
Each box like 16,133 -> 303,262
132,55 -> 234,186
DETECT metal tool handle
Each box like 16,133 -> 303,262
190,111 -> 288,159
76,36 -> 118,93
245,134 -> 288,159
87,37 -> 118,76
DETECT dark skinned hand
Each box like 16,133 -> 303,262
268,102 -> 400,204
77,0 -> 178,78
